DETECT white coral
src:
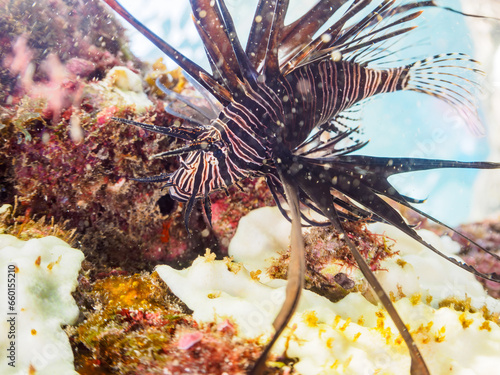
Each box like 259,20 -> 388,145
0,235 -> 84,375
157,207 -> 500,375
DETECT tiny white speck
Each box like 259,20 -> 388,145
321,34 -> 332,43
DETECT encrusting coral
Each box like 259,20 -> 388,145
0,234 -> 84,375
154,207 -> 500,375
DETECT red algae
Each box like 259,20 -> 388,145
0,198 -> 77,244
454,217 -> 500,297
68,273 -> 269,375
0,0 -> 225,274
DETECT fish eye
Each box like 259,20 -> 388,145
213,147 -> 223,158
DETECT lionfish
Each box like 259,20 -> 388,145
103,0 -> 500,373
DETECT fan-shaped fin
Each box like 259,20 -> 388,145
282,0 -> 372,71
289,154 -> 500,283
403,53 -> 485,135
282,1 -> 425,72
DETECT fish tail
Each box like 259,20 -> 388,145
402,53 -> 485,134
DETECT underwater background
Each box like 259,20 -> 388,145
1,1 -> 500,374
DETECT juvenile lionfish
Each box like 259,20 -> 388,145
103,0 -> 500,374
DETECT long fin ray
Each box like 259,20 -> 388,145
279,0 -> 346,62
190,16 -> 243,93
189,0 -> 244,86
156,78 -> 216,124
389,196 -> 500,263
246,0 -> 290,72
102,0 -> 228,104
261,0 -> 289,79
111,117 -> 204,141
251,165 -> 305,374
286,153 -> 430,375
293,155 -> 500,283
130,173 -> 172,183
215,0 -> 260,83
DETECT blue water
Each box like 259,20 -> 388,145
359,5 -> 489,225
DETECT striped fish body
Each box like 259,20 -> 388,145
167,95 -> 277,201
277,60 -> 407,148
102,1 -> 500,374
170,61 -> 408,201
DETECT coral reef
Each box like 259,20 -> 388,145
2,98 -> 181,273
0,199 -> 76,244
0,0 -> 270,277
0,0 -> 157,273
268,221 -> 394,303
454,216 -> 500,297
69,272 -> 264,375
0,234 -> 84,375
156,207 -> 500,375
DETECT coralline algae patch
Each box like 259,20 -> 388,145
453,217 -> 500,297
156,207 -> 500,375
69,273 -> 262,375
0,234 -> 84,375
